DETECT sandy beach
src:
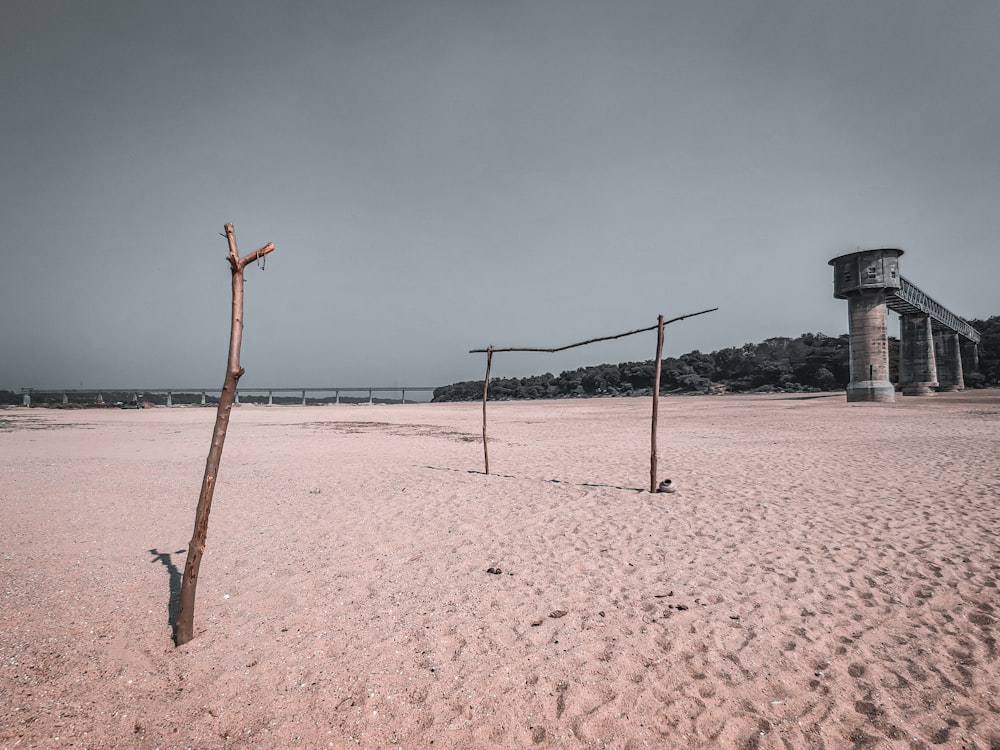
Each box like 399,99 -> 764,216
1,391 -> 998,749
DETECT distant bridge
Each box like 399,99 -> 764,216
18,386 -> 439,407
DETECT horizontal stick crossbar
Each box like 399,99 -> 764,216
470,307 -> 718,354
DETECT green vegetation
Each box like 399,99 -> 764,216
434,317 -> 1000,402
434,332 -> 852,401
3,318 -> 997,406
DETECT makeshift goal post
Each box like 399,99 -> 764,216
470,307 -> 717,492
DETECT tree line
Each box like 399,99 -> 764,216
433,316 -> 1000,402
3,317 -> 997,406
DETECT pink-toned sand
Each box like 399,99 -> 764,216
1,392 -> 998,749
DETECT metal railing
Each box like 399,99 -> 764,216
17,386 -> 439,407
887,277 -> 981,343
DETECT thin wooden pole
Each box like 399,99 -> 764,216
175,224 -> 275,647
650,314 -> 665,493
482,345 -> 493,475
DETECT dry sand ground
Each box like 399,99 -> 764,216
1,392 -> 998,749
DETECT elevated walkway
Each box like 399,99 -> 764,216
887,277 -> 981,343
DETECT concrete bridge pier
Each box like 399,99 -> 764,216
961,340 -> 980,379
900,314 -> 938,395
845,291 -> 896,402
933,330 -> 964,391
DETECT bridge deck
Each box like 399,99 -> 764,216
888,277 -> 981,343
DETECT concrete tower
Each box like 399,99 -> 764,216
829,249 -> 903,402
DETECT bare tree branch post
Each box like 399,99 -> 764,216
481,345 -> 493,474
175,224 -> 275,647
650,314 -> 665,493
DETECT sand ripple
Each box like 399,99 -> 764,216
1,392 -> 998,748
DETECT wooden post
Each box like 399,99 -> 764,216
482,345 -> 493,475
175,224 -> 275,647
650,315 -> 665,493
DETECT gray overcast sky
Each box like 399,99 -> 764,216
2,0 -> 998,391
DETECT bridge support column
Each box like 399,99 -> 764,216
268,390 -> 273,406
900,314 -> 938,395
335,390 -> 340,404
845,291 -> 895,402
302,390 -> 307,406
401,389 -> 406,404
961,340 -> 980,379
368,389 -> 373,404
933,330 -> 964,391
166,390 -> 173,407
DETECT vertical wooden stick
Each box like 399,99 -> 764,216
174,224 -> 274,647
482,345 -> 493,475
650,315 -> 665,493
